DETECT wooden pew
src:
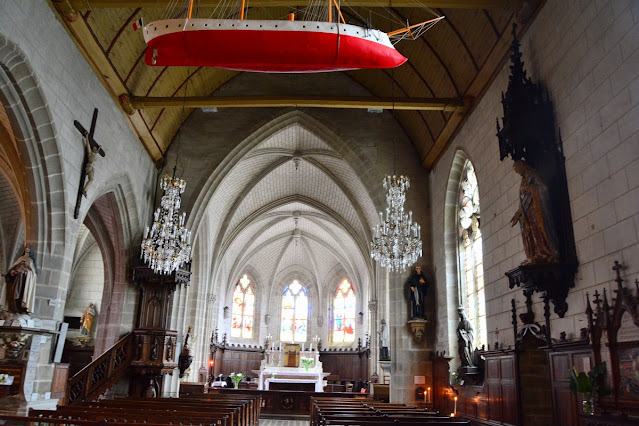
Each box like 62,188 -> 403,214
31,407 -> 230,426
90,397 -> 256,426
310,396 -> 469,426
28,394 -> 261,426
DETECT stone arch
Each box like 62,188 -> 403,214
224,267 -> 262,344
442,149 -> 472,359
325,268 -> 363,346
0,32 -> 67,315
0,32 -> 66,258
80,192 -> 130,355
271,267 -> 317,343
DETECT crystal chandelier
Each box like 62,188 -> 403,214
141,167 -> 192,274
370,175 -> 422,272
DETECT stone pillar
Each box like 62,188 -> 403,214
368,300 -> 378,377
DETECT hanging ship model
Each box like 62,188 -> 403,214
143,0 -> 443,72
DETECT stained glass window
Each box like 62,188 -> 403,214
333,279 -> 356,343
458,161 -> 487,349
280,280 -> 308,342
230,275 -> 254,339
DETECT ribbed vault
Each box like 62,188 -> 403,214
191,118 -> 378,342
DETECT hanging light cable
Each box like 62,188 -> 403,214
370,71 -> 422,272
141,75 -> 193,274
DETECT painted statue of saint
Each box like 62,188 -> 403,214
80,302 -> 96,335
1,245 -> 38,314
510,160 -> 560,264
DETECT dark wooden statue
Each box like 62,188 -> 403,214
497,24 -> 578,318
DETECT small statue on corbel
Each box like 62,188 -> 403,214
178,326 -> 193,378
408,318 -> 428,343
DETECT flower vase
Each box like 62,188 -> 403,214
305,365 -> 309,372
7,350 -> 20,359
233,380 -> 239,389
582,396 -> 594,415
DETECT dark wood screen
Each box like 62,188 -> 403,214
211,342 -> 264,379
484,351 -> 518,425
545,339 -> 593,426
319,347 -> 370,383
210,334 -> 371,385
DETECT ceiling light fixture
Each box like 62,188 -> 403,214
370,71 -> 422,272
141,168 -> 192,274
141,74 -> 193,274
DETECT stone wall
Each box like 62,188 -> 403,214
0,1 -> 156,402
430,0 -> 639,356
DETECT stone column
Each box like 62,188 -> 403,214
368,299 -> 378,377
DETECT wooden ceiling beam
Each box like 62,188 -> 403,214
58,0 -> 510,11
47,0 -> 165,163
125,95 -> 465,112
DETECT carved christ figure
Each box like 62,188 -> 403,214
83,133 -> 102,196
510,160 -> 559,264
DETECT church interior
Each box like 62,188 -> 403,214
0,0 -> 637,424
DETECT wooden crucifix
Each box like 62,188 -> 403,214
74,108 -> 105,219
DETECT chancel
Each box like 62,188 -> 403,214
0,0 -> 637,425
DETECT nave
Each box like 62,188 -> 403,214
0,0 -> 637,425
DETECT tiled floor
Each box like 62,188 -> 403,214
260,419 -> 309,425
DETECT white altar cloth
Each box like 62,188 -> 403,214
257,367 -> 329,392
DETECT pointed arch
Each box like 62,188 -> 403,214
280,278 -> 309,343
230,274 -> 256,339
443,150 -> 487,355
332,278 -> 356,344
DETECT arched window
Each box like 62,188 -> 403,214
231,275 -> 255,339
458,161 -> 487,349
280,280 -> 308,342
333,279 -> 356,343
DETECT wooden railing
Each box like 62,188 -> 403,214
65,332 -> 134,405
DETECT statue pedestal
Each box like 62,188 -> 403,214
408,319 -> 429,343
506,262 -> 576,317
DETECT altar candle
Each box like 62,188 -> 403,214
302,343 -> 305,351
309,343 -> 313,351
424,389 -> 427,403
454,396 -> 457,415
427,387 -> 431,404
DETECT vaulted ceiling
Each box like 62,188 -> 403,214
49,0 -> 543,170
204,120 -> 377,304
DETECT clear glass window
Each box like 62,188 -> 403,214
459,161 -> 487,349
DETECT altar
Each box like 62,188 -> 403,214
256,346 -> 329,392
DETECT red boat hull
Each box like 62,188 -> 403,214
144,23 -> 407,72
